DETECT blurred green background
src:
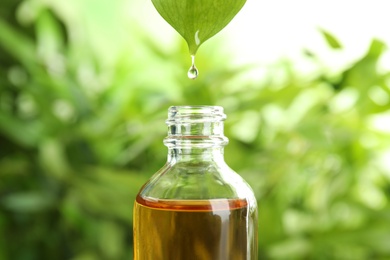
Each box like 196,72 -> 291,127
1,0 -> 390,259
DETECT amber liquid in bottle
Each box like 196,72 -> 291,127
134,195 -> 256,260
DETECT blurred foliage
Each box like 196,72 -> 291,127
1,0 -> 390,259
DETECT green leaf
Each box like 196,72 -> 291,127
0,18 -> 37,67
151,0 -> 246,55
319,28 -> 342,49
35,9 -> 65,61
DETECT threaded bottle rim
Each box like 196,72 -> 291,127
164,105 -> 228,148
166,106 -> 226,125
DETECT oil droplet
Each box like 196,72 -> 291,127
187,55 -> 198,80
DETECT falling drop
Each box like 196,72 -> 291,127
187,55 -> 198,80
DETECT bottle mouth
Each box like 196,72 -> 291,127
164,106 -> 228,148
166,106 -> 226,124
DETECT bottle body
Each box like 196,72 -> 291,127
133,106 -> 258,260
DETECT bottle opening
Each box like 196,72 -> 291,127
164,106 -> 228,148
166,106 -> 226,124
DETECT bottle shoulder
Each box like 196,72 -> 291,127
138,161 -> 256,201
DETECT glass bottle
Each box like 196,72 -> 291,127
133,106 -> 258,260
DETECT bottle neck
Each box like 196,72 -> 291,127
164,121 -> 228,163
163,106 -> 228,164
